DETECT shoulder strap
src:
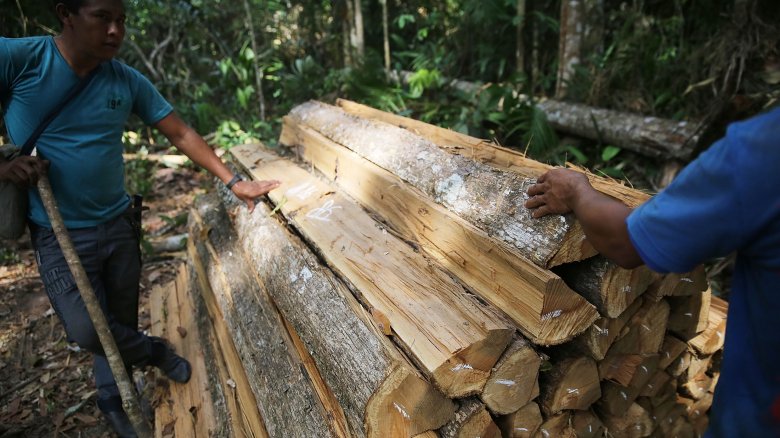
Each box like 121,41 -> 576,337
20,67 -> 99,156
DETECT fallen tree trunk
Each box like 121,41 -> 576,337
279,120 -> 598,345
287,100 -> 595,268
194,192 -> 456,436
537,99 -> 701,159
230,145 -> 514,397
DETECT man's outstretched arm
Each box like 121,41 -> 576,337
525,168 -> 644,269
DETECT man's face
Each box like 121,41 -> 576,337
66,0 -> 126,61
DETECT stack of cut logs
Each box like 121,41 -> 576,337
149,100 -> 726,438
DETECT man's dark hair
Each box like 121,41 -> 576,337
56,0 -> 84,15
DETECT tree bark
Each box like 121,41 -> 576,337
439,398 -> 501,438
515,0 -> 526,75
37,176 -> 152,438
536,412 -> 576,438
555,0 -> 583,99
380,0 -> 390,70
280,118 -> 598,346
537,99 -> 701,158
230,144 -> 514,397
193,192 -> 455,437
189,199 -> 346,437
288,101 -> 593,269
242,0 -> 266,121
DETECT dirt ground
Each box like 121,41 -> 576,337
0,164 -> 208,437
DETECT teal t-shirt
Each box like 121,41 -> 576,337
1,36 -> 173,228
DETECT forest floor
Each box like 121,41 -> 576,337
0,163 -> 209,438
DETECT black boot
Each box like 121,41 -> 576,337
97,396 -> 138,438
148,336 -> 192,383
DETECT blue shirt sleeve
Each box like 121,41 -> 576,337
627,134 -> 743,273
125,64 -> 173,125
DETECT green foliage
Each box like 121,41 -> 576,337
0,247 -> 20,266
125,156 -> 155,198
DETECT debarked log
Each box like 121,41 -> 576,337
279,120 -> 598,345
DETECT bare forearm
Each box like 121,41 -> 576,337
170,128 -> 233,183
569,188 -> 643,268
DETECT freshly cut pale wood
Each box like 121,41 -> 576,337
553,256 -> 654,318
282,120 -> 598,345
335,99 -> 653,208
689,296 -> 728,355
198,192 -> 456,436
230,145 -> 513,397
182,263 -> 269,438
599,353 -> 658,387
571,298 -> 643,360
667,289 -> 711,339
536,99 -> 700,158
658,335 -> 688,370
571,410 -> 604,438
497,402 -> 543,438
645,266 -> 708,301
538,355 -> 601,415
680,392 -> 713,423
653,416 -> 694,438
149,266 -> 222,438
597,355 -> 660,416
286,101 -> 595,268
685,353 -> 712,381
189,204 -> 347,437
535,412 -> 576,438
439,398 -> 501,438
607,298 -> 670,356
599,402 -> 654,438
481,337 -> 541,415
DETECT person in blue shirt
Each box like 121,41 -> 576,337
0,1 -> 280,436
525,106 -> 780,437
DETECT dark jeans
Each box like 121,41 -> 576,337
31,210 -> 152,400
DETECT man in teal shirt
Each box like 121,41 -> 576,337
0,1 -> 280,436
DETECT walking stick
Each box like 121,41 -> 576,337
37,175 -> 153,437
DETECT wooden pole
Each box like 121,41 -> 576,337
37,175 -> 152,437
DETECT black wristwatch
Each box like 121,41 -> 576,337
226,174 -> 243,190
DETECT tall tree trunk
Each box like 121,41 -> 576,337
515,0 -> 526,75
342,0 -> 354,67
242,0 -> 266,121
556,0 -> 584,99
352,0 -> 365,61
380,0 -> 390,70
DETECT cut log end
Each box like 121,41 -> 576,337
366,366 -> 455,438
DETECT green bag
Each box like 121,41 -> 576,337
0,144 -> 28,240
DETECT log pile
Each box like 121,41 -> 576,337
153,100 -> 727,437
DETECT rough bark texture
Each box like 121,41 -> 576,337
553,256 -> 654,318
231,144 -> 518,399
480,337 -> 541,415
537,99 -> 701,158
199,190 -> 456,437
439,398 -> 500,438
287,101 -> 591,268
281,119 -> 598,345
536,412 -> 576,437
556,0 -> 583,99
335,99 -> 653,210
189,199 -> 342,437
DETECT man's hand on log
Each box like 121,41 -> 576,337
525,168 -> 591,218
230,179 -> 281,212
0,153 -> 49,187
